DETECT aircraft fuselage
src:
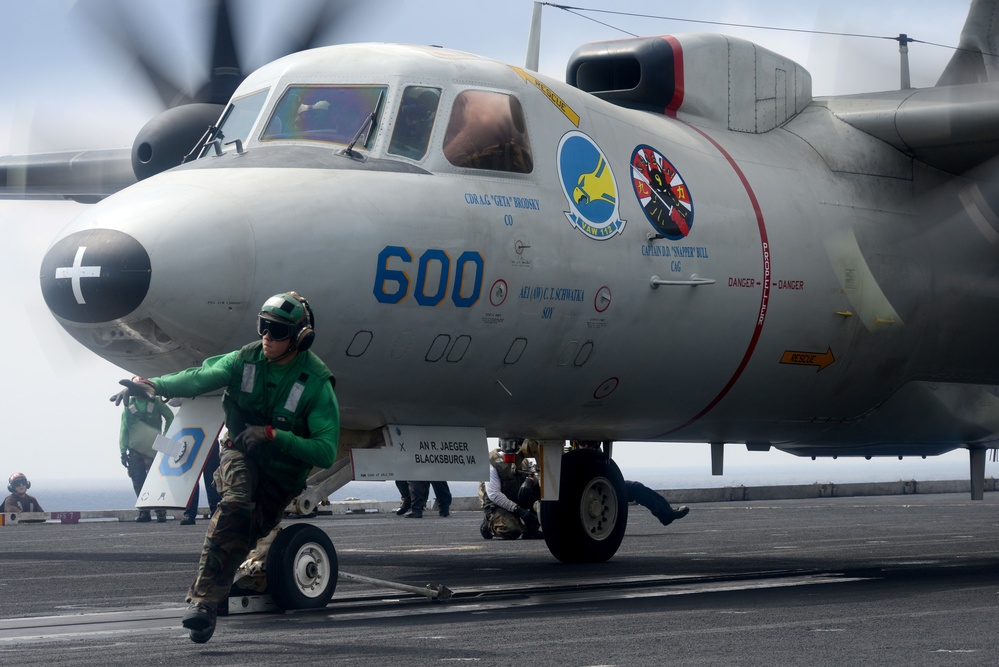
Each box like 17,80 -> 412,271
40,42 -> 999,455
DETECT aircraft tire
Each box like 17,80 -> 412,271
266,523 -> 338,610
540,448 -> 628,563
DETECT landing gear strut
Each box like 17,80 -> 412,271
969,447 -> 986,500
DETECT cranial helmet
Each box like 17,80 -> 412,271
498,438 -> 524,454
260,292 -> 308,325
8,472 -> 29,493
257,291 -> 315,351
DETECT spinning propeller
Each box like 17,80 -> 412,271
74,0 -> 356,181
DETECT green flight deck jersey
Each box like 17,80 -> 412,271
148,341 -> 339,491
119,396 -> 175,458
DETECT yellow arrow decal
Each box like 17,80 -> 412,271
780,348 -> 835,371
510,66 -> 580,127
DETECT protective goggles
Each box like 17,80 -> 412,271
257,316 -> 295,341
11,479 -> 27,487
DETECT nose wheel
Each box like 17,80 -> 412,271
266,523 -> 338,610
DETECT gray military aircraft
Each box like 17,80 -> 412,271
2,0 -> 998,585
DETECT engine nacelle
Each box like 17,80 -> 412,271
131,103 -> 224,181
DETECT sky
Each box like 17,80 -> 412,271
0,0 -> 989,487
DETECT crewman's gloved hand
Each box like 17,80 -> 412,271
120,451 -> 129,468
230,425 -> 273,453
514,506 -> 531,521
110,377 -> 156,406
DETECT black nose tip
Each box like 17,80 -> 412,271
40,229 -> 151,324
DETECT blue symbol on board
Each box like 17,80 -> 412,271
158,427 -> 205,476
557,131 -> 626,240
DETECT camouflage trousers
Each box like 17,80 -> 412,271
482,504 -> 543,539
479,476 -> 541,539
186,446 -> 300,606
482,506 -> 529,539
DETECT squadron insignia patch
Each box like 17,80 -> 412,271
631,145 -> 694,240
557,131 -> 626,240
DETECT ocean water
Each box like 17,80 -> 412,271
28,455 -> 984,512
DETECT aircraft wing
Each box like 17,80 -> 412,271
826,82 -> 999,174
0,148 -> 136,203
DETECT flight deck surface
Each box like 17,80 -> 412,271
2,493 -> 997,666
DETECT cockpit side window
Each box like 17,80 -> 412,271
214,89 -> 269,150
261,85 -> 386,146
388,86 -> 441,160
443,90 -> 533,174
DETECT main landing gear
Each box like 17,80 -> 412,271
540,448 -> 629,563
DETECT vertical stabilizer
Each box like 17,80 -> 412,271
936,0 -> 999,85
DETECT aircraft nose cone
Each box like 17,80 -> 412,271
40,229 -> 151,324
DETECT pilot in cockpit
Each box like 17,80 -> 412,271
295,99 -> 331,134
389,87 -> 440,160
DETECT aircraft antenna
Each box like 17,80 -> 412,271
525,2 -> 543,71
897,33 -> 914,89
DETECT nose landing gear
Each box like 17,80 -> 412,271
266,523 -> 338,610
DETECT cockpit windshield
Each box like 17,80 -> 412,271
261,85 -> 387,147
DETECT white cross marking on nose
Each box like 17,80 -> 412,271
55,246 -> 102,305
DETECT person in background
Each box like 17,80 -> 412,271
425,480 -> 453,517
574,440 -> 689,526
625,479 -> 689,526
394,480 -> 452,518
393,480 -> 413,516
4,473 -> 43,514
182,437 -> 221,526
119,395 -> 175,523
479,438 -> 543,540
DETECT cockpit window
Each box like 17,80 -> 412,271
443,90 -> 533,174
261,85 -> 387,146
388,86 -> 441,160
215,89 -> 268,149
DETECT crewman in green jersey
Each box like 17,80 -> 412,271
111,291 -> 339,644
119,395 -> 174,522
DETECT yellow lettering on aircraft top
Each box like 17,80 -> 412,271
510,66 -> 580,127
779,348 -> 835,372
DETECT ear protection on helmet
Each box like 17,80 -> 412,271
287,291 -> 315,352
8,473 -> 29,493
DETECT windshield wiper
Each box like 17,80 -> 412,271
183,124 -> 221,163
339,91 -> 385,160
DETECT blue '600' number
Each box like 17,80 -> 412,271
373,246 -> 484,307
